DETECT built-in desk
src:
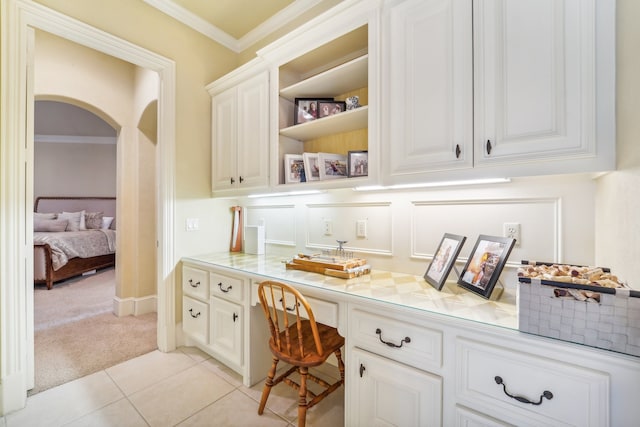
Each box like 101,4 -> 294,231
181,252 -> 639,426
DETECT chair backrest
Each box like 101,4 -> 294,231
257,280 -> 324,358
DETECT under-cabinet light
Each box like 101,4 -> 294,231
248,190 -> 325,198
353,178 -> 511,191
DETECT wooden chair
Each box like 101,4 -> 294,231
257,280 -> 345,427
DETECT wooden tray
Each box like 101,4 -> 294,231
285,255 -> 370,278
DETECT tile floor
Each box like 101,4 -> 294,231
2,347 -> 344,427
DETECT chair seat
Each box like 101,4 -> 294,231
269,320 -> 344,367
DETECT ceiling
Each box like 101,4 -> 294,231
142,0 -> 329,53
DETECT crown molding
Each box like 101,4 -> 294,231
143,0 -> 321,53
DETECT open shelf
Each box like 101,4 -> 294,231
279,106 -> 368,141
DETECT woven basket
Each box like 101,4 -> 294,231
518,276 -> 640,357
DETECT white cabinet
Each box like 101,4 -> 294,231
347,306 -> 443,426
382,0 -> 615,185
208,64 -> 269,196
349,348 -> 443,427
209,296 -> 243,369
383,0 -> 473,178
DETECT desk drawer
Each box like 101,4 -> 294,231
182,266 -> 209,301
252,283 -> 338,328
210,272 -> 243,303
350,308 -> 442,372
456,338 -> 609,427
183,296 -> 208,344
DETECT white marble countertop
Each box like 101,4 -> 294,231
182,252 -> 518,330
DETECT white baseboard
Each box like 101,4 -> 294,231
113,295 -> 157,317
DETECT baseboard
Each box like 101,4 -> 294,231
113,295 -> 157,317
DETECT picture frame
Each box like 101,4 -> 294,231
317,152 -> 348,180
348,150 -> 368,177
284,154 -> 306,184
294,98 -> 333,125
317,100 -> 346,118
457,235 -> 516,299
302,152 -> 320,181
424,233 -> 466,291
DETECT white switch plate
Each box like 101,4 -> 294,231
323,219 -> 332,236
186,218 -> 199,231
356,219 -> 367,238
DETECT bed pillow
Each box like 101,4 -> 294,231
101,216 -> 114,230
58,211 -> 84,231
109,217 -> 116,230
34,218 -> 68,232
34,212 -> 57,220
85,211 -> 104,229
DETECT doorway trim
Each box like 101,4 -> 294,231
1,0 -> 176,413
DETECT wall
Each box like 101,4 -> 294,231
595,0 -> 640,288
34,141 -> 116,199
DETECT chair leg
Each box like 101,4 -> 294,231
298,367 -> 309,427
258,357 -> 279,415
335,348 -> 345,383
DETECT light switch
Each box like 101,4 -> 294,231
186,218 -> 199,231
356,219 -> 367,238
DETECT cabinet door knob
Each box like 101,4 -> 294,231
494,376 -> 553,405
455,144 -> 461,159
188,279 -> 200,288
375,328 -> 411,348
188,308 -> 201,318
230,177 -> 235,184
359,363 -> 366,378
233,312 -> 239,322
486,139 -> 492,155
218,282 -> 232,293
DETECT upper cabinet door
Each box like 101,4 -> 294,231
474,0 -> 598,165
211,88 -> 237,192
383,0 -> 473,183
236,71 -> 270,190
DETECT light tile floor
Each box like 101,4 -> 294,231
2,347 -> 344,427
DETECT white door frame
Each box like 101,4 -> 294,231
0,0 -> 176,413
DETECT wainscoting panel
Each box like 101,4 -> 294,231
306,202 -> 393,254
411,198 -> 559,265
245,204 -> 297,246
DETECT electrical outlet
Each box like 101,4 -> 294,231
323,219 -> 333,236
503,222 -> 520,246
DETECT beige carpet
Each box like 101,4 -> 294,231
31,268 -> 157,395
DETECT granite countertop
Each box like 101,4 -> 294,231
182,252 -> 518,330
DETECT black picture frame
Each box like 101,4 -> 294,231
317,100 -> 346,118
457,235 -> 516,299
348,150 -> 368,177
424,233 -> 466,290
294,98 -> 333,125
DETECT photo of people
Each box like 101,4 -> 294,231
303,153 -> 320,181
295,100 -> 317,124
348,151 -> 368,177
284,154 -> 305,183
318,101 -> 346,118
317,153 -> 348,180
457,235 -> 515,298
424,233 -> 466,290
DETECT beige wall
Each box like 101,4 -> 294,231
595,0 -> 640,287
34,141 -> 117,199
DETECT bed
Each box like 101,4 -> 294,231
34,197 -> 116,289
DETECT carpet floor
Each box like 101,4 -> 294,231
31,268 -> 157,395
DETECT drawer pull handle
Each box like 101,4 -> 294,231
188,308 -> 201,318
189,279 -> 200,288
494,376 -> 553,406
279,298 -> 300,312
486,139 -> 492,155
375,328 -> 411,348
455,144 -> 461,158
218,282 -> 232,293
359,363 -> 366,378
233,312 -> 238,322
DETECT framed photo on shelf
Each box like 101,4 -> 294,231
348,150 -> 368,177
317,152 -> 348,180
317,100 -> 346,118
302,152 -> 320,181
424,233 -> 466,291
284,154 -> 306,184
457,235 -> 516,299
294,98 -> 332,125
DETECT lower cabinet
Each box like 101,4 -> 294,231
209,296 -> 243,370
348,348 -> 442,426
